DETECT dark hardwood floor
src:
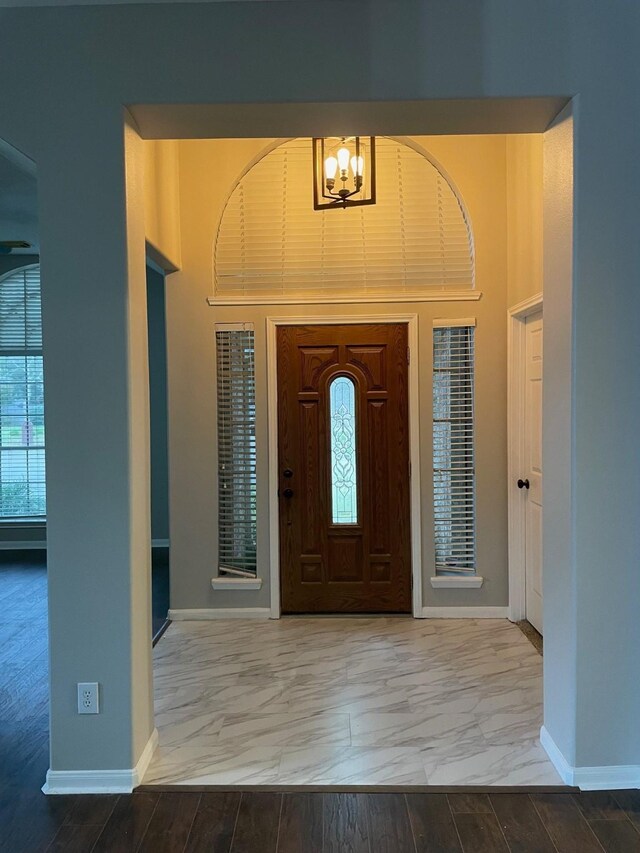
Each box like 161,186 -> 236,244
3,789 -> 640,852
1,554 -> 639,852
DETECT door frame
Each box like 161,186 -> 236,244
507,292 -> 543,622
267,313 -> 422,619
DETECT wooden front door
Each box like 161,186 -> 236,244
277,323 -> 412,613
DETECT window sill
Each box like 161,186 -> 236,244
211,577 -> 263,591
430,575 -> 484,589
208,291 -> 483,307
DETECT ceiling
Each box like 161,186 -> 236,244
130,98 -> 569,139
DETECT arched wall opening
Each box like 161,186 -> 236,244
143,119 -> 579,788
165,132 -> 529,620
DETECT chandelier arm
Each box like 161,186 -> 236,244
321,186 -> 361,206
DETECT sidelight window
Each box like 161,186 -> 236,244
432,320 -> 476,574
215,324 -> 257,577
329,375 -> 358,524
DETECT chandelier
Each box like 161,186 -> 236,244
312,137 -> 376,210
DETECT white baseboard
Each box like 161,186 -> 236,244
168,607 -> 271,620
421,606 -> 509,619
133,727 -> 159,786
540,725 -> 640,790
0,539 -> 168,551
0,539 -> 46,550
539,725 -> 573,785
42,728 -> 158,795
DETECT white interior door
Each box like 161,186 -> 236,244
524,312 -> 543,633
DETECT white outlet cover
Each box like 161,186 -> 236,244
77,682 -> 100,714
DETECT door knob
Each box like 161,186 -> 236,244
517,478 -> 530,490
283,468 -> 293,479
282,487 -> 294,498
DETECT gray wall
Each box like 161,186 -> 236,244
0,254 -> 39,277
146,266 -> 169,544
0,0 -> 638,776
543,104 -> 576,765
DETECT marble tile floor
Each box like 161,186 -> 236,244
143,617 -> 563,787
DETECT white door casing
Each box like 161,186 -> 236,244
507,293 -> 543,625
524,312 -> 543,632
266,314 -> 423,619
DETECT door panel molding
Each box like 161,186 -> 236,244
267,313 -> 422,618
507,293 -> 543,622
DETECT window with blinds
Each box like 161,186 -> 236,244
214,137 -> 474,302
216,324 -> 257,577
0,265 -> 45,518
432,321 -> 476,574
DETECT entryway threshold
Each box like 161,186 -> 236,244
137,783 -> 573,794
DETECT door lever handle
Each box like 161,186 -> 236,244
517,478 -> 530,490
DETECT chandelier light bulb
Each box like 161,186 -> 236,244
337,147 -> 350,173
324,156 -> 338,181
350,155 -> 364,177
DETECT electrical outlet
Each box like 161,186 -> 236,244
77,682 -> 99,714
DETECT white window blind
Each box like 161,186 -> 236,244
216,324 -> 257,577
215,137 -> 474,301
432,322 -> 476,574
0,265 -> 45,518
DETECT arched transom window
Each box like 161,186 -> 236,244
214,137 -> 474,302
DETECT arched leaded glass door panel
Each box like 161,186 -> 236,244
329,375 -> 358,525
277,323 -> 412,614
